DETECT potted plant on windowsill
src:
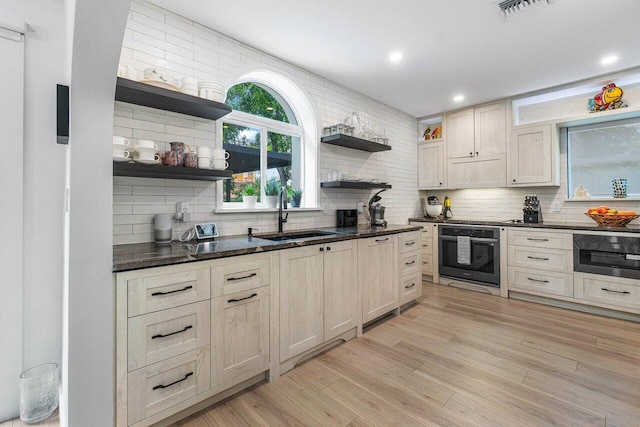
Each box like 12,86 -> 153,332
264,178 -> 280,208
290,188 -> 303,208
242,183 -> 258,209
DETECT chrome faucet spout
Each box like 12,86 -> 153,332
278,186 -> 288,233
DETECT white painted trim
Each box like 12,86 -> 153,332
0,9 -> 26,34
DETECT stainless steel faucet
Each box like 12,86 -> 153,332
278,186 -> 288,233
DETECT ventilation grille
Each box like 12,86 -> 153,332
498,0 -> 549,17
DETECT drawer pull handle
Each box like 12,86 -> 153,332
527,277 -> 550,283
152,325 -> 193,339
405,283 -> 416,289
405,241 -> 416,246
405,260 -> 416,265
228,293 -> 258,303
527,256 -> 550,261
601,288 -> 630,295
153,372 -> 193,390
375,238 -> 389,242
227,272 -> 257,281
526,238 -> 549,242
151,285 -> 193,296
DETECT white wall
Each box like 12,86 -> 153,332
113,0 -> 420,244
0,0 -> 71,419
66,0 -> 131,425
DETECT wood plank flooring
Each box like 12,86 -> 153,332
174,282 -> 640,427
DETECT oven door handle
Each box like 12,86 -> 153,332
439,236 -> 499,243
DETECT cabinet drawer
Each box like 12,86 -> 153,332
128,301 -> 210,372
399,273 -> 422,305
400,252 -> 420,277
128,346 -> 210,425
211,253 -> 270,297
507,229 -> 572,250
421,240 -> 433,256
127,268 -> 211,317
575,272 -> 640,311
409,222 -> 433,238
399,231 -> 420,253
508,245 -> 572,273
422,256 -> 433,275
508,266 -> 573,297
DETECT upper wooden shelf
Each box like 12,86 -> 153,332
321,181 -> 392,190
113,161 -> 233,181
114,77 -> 232,121
321,134 -> 391,153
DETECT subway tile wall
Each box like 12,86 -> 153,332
114,0 -> 421,244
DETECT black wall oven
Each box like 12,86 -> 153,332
438,225 -> 501,287
574,234 -> 640,279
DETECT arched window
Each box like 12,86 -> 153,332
218,71 -> 317,210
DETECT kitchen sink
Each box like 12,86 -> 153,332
257,230 -> 338,242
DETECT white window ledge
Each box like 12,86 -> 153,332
213,207 -> 322,214
565,197 -> 640,202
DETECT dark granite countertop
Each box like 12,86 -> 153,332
113,224 -> 421,272
408,217 -> 640,233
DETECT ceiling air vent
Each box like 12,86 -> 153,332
497,0 -> 549,18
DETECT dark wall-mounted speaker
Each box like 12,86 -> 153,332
57,84 -> 69,144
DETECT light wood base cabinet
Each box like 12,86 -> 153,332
211,287 -> 269,389
323,240 -> 359,341
360,235 -> 398,323
575,272 -> 640,313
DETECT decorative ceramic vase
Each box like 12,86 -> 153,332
264,195 -> 278,208
290,196 -> 302,208
243,196 -> 257,209
612,179 -> 628,198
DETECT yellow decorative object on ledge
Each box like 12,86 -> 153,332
588,82 -> 628,112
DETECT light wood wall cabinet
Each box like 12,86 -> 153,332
418,141 -> 445,190
508,124 -> 558,186
507,229 -> 573,298
279,240 -> 358,362
360,234 -> 399,323
446,101 -> 507,188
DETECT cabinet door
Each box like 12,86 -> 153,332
360,235 -> 398,323
508,124 -> 554,186
474,102 -> 506,155
211,287 -> 269,389
447,153 -> 506,189
323,240 -> 358,341
279,245 -> 324,362
418,141 -> 445,189
446,108 -> 475,159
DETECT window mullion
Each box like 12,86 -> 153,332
260,127 -> 268,200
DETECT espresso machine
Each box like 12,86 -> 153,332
368,189 -> 388,227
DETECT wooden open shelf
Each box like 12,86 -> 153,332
321,181 -> 392,189
321,134 -> 391,152
113,161 -> 233,181
114,77 -> 232,121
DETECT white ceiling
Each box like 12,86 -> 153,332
149,0 -> 640,117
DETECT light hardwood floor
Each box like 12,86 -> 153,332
173,282 -> 640,427
0,411 -> 58,427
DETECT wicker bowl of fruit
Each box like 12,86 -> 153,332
585,206 -> 639,227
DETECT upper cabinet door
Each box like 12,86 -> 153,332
446,108 -> 475,159
474,102 -> 506,155
508,124 -> 555,186
418,141 -> 445,190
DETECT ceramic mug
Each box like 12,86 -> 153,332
212,149 -> 229,160
113,146 -> 130,158
197,146 -> 212,158
113,136 -> 130,146
198,157 -> 213,169
213,159 -> 228,170
135,139 -> 158,150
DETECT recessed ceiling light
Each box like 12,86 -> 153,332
601,55 -> 619,65
453,95 -> 465,102
389,52 -> 403,63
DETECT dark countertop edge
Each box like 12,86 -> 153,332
408,217 -> 640,233
113,225 -> 421,273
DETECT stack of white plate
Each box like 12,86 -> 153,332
198,81 -> 226,103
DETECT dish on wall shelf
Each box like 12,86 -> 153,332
113,156 -> 133,163
114,77 -> 231,121
321,133 -> 391,153
321,181 -> 392,189
113,161 -> 233,181
138,79 -> 181,92
134,159 -> 162,166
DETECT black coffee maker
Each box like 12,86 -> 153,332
368,189 -> 388,227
